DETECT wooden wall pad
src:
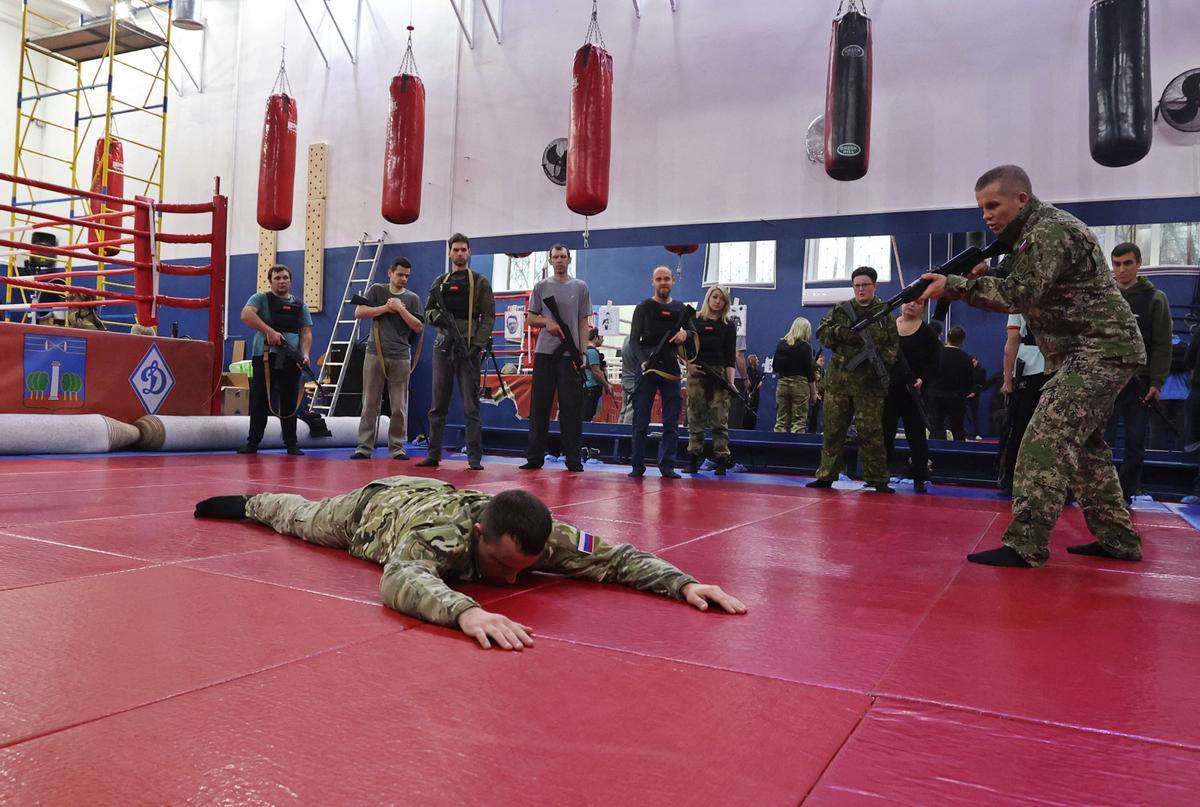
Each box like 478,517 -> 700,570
304,142 -> 327,313
256,228 -> 277,290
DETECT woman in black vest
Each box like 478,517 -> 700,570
685,285 -> 738,475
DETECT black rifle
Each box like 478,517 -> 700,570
640,304 -> 696,375
851,239 -> 1012,333
690,359 -> 754,409
844,304 -> 891,387
541,295 -> 590,385
896,351 -> 929,430
426,281 -> 474,364
1129,375 -> 1200,453
266,339 -> 333,437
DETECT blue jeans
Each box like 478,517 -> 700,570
631,373 -> 682,472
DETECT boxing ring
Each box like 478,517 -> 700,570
0,172 -> 227,421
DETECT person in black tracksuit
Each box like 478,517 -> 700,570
883,299 -> 941,491
928,325 -> 973,440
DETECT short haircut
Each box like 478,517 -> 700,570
549,243 -> 570,257
851,266 -> 877,284
479,489 -> 552,556
1111,242 -> 1142,263
948,325 -> 967,346
447,232 -> 470,250
268,264 -> 291,279
975,164 -> 1033,195
389,256 -> 412,271
588,327 -> 600,341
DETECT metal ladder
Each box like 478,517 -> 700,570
310,231 -> 387,415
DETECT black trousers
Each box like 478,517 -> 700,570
247,354 -> 302,447
883,384 -> 929,482
928,395 -> 966,440
997,372 -> 1046,491
1105,379 -> 1151,500
527,352 -> 584,465
582,385 -> 603,422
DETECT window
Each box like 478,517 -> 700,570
1090,222 -> 1199,266
803,235 -> 892,284
490,251 -> 549,292
702,241 -> 776,288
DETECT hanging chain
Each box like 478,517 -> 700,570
272,45 -> 292,96
584,0 -> 605,49
399,25 -> 420,75
836,0 -> 867,16
583,218 -> 590,249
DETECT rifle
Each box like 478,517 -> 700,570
426,281 -> 474,364
690,358 -> 754,409
640,304 -> 696,376
541,295 -> 590,385
850,239 -> 1012,333
844,304 -> 891,387
265,339 -> 333,437
1129,375 -> 1200,453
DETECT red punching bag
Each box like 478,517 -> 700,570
381,35 -> 425,225
257,93 -> 298,231
823,3 -> 873,182
566,8 -> 613,218
88,136 -> 124,257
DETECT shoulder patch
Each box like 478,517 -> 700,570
576,531 -> 595,554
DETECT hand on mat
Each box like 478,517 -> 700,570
681,583 -> 748,615
458,606 -> 535,651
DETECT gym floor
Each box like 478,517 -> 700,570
1,450 -> 1198,804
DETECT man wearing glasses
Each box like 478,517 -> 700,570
807,266 -> 899,493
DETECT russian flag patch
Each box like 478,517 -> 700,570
577,531 -> 595,554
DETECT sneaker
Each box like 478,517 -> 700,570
467,460 -> 484,470
660,469 -> 682,479
350,451 -> 371,460
628,467 -> 646,478
392,452 -> 409,461
236,444 -> 258,455
566,464 -> 584,473
806,478 -> 834,489
415,458 -> 439,468
286,446 -> 305,456
519,462 -> 544,470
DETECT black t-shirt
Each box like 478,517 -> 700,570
931,345 -> 973,397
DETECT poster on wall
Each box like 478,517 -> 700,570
729,303 -> 747,337
504,306 -> 525,343
596,304 -> 620,337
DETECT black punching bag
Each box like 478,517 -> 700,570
1089,0 -> 1152,167
824,10 -> 872,181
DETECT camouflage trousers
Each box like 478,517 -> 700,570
245,485 -> 381,551
686,375 -> 731,457
1004,354 -> 1142,566
815,386 -> 888,486
774,376 -> 810,433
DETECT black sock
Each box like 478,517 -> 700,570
194,495 -> 249,520
966,546 -> 1032,567
1066,541 -> 1139,561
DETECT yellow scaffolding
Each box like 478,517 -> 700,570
6,0 -> 173,328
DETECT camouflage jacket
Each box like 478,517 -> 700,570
349,477 -> 698,626
944,197 -> 1145,372
816,297 -> 899,393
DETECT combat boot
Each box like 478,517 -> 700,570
686,453 -> 701,474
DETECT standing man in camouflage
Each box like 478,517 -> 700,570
193,478 -> 746,651
807,266 -> 899,493
920,165 -> 1145,567
418,234 -> 495,471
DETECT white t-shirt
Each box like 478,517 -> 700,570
1008,314 -> 1046,377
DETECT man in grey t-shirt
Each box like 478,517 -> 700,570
352,256 -> 425,459
521,244 -> 592,472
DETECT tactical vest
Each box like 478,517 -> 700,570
695,317 -> 731,366
1127,287 -> 1157,354
642,301 -> 685,347
439,272 -> 474,320
266,293 -> 303,333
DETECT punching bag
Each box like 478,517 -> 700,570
566,42 -> 613,217
88,137 -> 124,257
823,9 -> 872,182
257,93 -> 298,231
1089,0 -> 1152,167
381,73 -> 426,225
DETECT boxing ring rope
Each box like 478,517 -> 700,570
0,172 -> 229,414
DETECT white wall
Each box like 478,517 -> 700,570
8,0 -> 1200,259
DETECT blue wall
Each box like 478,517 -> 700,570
181,192 -> 1200,439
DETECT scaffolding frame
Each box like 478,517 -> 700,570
6,0 -> 174,329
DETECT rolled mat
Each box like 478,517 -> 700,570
133,415 -> 388,452
0,414 -> 141,455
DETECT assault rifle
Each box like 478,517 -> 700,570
542,295 -> 590,385
689,359 -> 754,409
265,339 -> 333,437
844,316 -> 891,387
850,239 -> 1012,333
640,304 -> 696,374
426,282 -> 474,363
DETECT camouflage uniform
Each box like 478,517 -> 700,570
246,476 -> 698,626
774,376 -> 810,433
814,299 -> 899,485
686,376 -> 731,457
944,196 -> 1145,565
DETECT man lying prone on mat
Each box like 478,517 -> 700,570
195,476 -> 746,650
